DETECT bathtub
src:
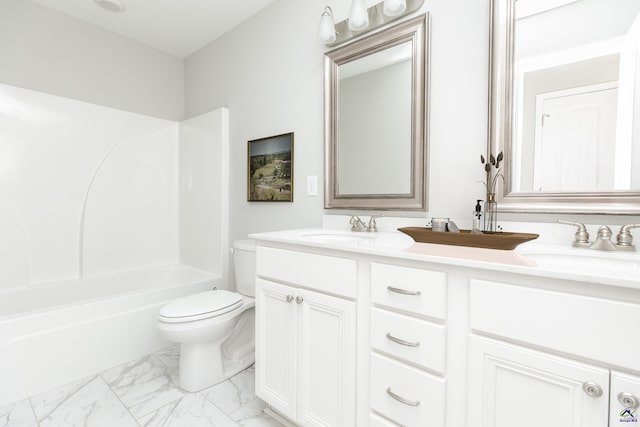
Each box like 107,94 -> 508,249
0,265 -> 219,407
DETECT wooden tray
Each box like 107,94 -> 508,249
398,227 -> 539,250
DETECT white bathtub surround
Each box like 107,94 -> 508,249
0,347 -> 282,427
0,85 -> 232,407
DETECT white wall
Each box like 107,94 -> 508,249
0,0 -> 184,121
0,84 -> 179,289
179,109 -> 230,281
185,0 -> 490,245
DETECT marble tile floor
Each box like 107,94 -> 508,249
0,346 -> 284,427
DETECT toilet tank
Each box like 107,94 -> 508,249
233,239 -> 256,297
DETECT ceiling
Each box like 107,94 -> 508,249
29,0 -> 277,58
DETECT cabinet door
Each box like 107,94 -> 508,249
468,337 -> 609,427
610,371 -> 640,426
255,279 -> 297,421
297,288 -> 356,427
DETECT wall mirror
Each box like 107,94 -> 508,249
489,0 -> 640,214
324,14 -> 428,210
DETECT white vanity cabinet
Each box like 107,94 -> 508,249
255,246 -> 357,427
468,278 -> 640,427
369,262 -> 448,426
251,229 -> 640,427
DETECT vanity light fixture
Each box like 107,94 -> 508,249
94,0 -> 126,13
318,6 -> 337,43
383,0 -> 407,16
318,0 -> 423,47
349,0 -> 370,31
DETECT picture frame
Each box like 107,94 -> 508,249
247,132 -> 294,202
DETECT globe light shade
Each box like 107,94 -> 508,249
318,7 -> 336,43
348,0 -> 369,31
383,0 -> 406,16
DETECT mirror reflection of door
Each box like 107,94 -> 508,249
533,82 -> 618,192
512,0 -> 640,194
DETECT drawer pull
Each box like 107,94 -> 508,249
286,295 -> 294,303
386,387 -> 420,407
387,286 -> 421,296
386,333 -> 420,347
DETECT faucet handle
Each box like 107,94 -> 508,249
557,220 -> 590,247
616,224 -> 640,251
350,215 -> 366,232
367,215 -> 383,232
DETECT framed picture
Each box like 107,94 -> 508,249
247,132 -> 294,202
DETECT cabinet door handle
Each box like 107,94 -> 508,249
386,387 -> 420,406
619,392 -> 639,409
387,286 -> 421,296
295,296 -> 304,304
386,333 -> 420,347
286,295 -> 294,303
583,382 -> 603,398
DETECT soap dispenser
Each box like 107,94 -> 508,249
472,200 -> 483,234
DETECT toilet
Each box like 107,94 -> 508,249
157,239 -> 256,392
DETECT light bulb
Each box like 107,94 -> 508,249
348,0 -> 369,31
317,7 -> 336,43
383,0 -> 406,17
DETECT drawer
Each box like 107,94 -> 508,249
370,413 -> 401,426
470,279 -> 640,371
371,263 -> 447,319
370,308 -> 446,373
370,353 -> 445,427
256,246 -> 357,298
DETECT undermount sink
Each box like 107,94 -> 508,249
297,230 -> 377,242
522,251 -> 640,280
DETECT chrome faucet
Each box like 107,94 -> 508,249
350,215 -> 383,232
616,224 -> 640,251
558,220 -> 639,252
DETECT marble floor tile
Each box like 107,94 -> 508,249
201,365 -> 256,414
0,399 -> 37,427
138,393 -> 239,427
229,398 -> 284,427
101,355 -> 186,418
30,376 -> 137,427
153,345 -> 180,371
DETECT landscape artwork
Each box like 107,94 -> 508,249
247,132 -> 294,202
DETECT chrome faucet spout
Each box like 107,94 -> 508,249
589,226 -> 617,251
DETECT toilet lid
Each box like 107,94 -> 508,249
159,290 -> 243,323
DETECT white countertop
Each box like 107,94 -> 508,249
249,228 -> 640,290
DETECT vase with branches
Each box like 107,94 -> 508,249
480,151 -> 503,233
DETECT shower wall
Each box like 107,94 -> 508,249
0,84 -> 180,290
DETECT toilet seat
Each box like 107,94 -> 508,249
158,290 -> 243,323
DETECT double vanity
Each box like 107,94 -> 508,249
250,224 -> 640,427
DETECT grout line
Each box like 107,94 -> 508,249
98,370 -> 154,427
27,398 -> 40,427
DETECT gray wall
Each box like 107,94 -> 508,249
185,0 -> 491,244
0,0 -> 184,121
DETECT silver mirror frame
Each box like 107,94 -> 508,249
324,14 -> 428,210
489,0 -> 640,215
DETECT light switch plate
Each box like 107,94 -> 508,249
307,175 -> 318,196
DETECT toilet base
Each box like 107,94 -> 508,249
178,340 -> 255,391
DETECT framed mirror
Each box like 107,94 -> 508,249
489,0 -> 640,214
324,14 -> 428,210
